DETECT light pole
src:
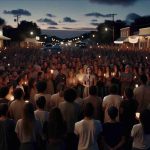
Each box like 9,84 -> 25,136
105,27 -> 114,43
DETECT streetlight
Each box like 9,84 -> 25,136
30,31 -> 34,35
104,27 -> 114,43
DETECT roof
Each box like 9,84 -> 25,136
0,35 -> 11,40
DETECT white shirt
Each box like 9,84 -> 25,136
74,119 -> 102,150
103,94 -> 122,123
131,123 -> 150,149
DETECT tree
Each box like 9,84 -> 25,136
0,18 -> 5,26
17,20 -> 41,41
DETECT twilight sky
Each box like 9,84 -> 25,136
0,0 -> 150,35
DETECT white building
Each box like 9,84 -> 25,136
0,27 -> 11,48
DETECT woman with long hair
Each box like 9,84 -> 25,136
15,102 -> 42,150
43,107 -> 67,150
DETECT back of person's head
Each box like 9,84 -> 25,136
0,103 -> 8,117
49,107 -> 63,124
64,88 -> 77,102
140,74 -> 147,85
36,80 -> 47,93
140,109 -> 150,134
36,96 -> 46,109
57,83 -> 65,92
14,88 -> 24,100
89,86 -> 97,96
109,84 -> 118,95
0,86 -> 9,98
23,102 -> 35,121
84,103 -> 94,118
124,88 -> 133,99
108,106 -> 118,120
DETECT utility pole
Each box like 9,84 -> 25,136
111,13 -> 117,43
14,15 -> 21,27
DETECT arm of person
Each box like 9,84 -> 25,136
113,136 -> 125,150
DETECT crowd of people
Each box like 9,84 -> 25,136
0,46 -> 150,150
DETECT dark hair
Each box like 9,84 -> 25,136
57,83 -> 65,92
0,103 -> 8,116
0,86 -> 9,98
48,107 -> 65,138
14,88 -> 24,100
36,96 -> 46,109
124,88 -> 133,99
84,103 -> 94,117
109,84 -> 118,94
140,74 -> 147,85
22,103 -> 35,136
64,88 -> 77,102
36,80 -> 47,93
89,86 -> 97,96
140,109 -> 150,134
108,106 -> 118,120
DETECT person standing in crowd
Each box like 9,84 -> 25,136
34,96 -> 49,128
103,106 -> 125,150
83,86 -> 102,120
0,103 -> 19,150
34,80 -> 51,110
9,88 -> 25,122
103,84 -> 122,123
43,107 -> 67,150
59,88 -> 81,150
15,103 -> 43,150
0,86 -> 9,104
134,74 -> 150,112
83,67 -> 96,98
50,83 -> 65,108
74,103 -> 103,150
120,88 -> 138,150
131,109 -> 150,150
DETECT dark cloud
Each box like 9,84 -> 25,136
46,13 -> 56,17
91,19 -> 98,22
77,27 -> 97,31
37,18 -> 58,25
63,17 -> 77,23
3,9 -> 31,16
89,0 -> 138,6
0,17 -> 5,26
48,26 -> 58,29
85,12 -> 116,18
91,22 -> 100,26
63,27 -> 74,30
126,13 -> 141,22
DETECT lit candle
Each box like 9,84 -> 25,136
135,112 -> 140,119
10,95 -> 14,101
135,84 -> 139,88
50,69 -> 54,74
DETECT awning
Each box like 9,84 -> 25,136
0,35 -> 11,40
128,35 -> 139,44
114,37 -> 128,44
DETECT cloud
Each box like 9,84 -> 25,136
89,0 -> 138,6
3,9 -> 31,16
85,12 -> 116,18
126,13 -> 141,22
63,27 -> 74,30
63,17 -> 77,23
91,22 -> 100,26
77,27 -> 97,31
37,18 -> 58,25
46,13 -> 56,17
48,26 -> 58,29
0,17 -> 5,26
91,19 -> 98,22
